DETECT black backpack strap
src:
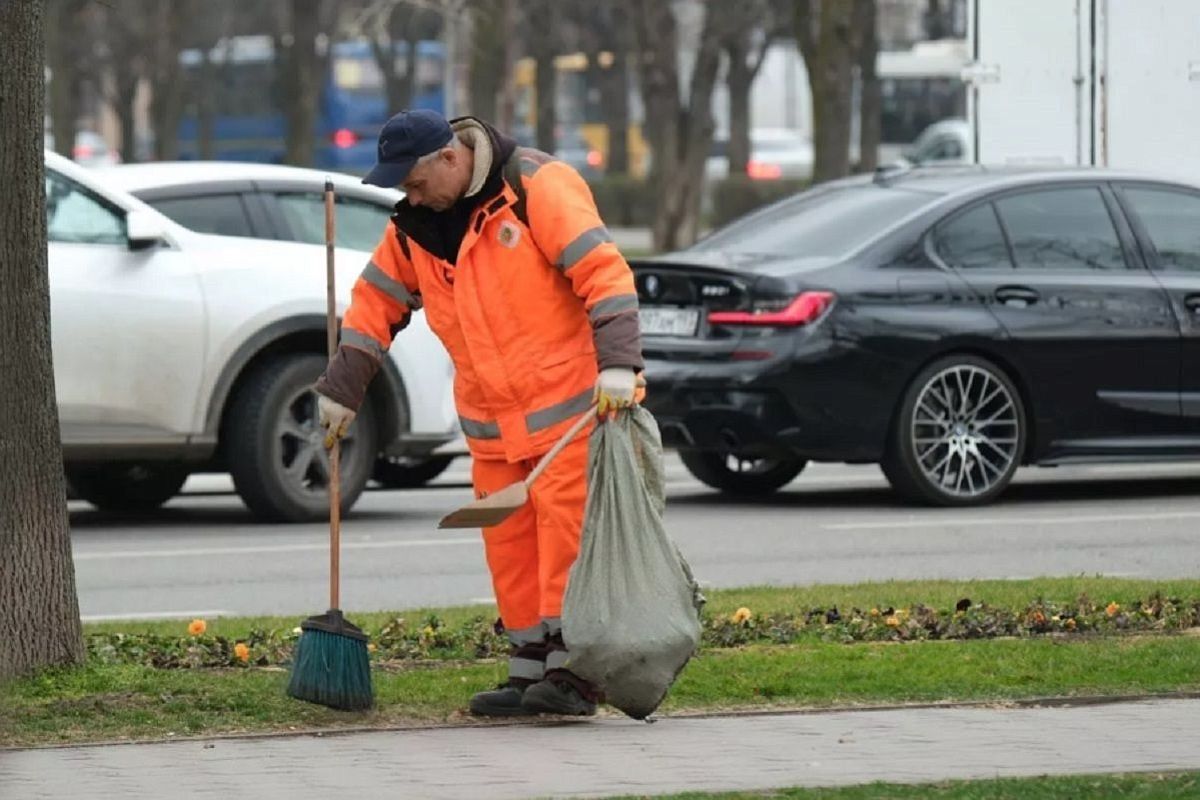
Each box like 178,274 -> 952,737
504,149 -> 529,228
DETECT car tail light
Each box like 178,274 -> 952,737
586,149 -> 603,167
332,128 -> 359,149
708,291 -> 835,327
746,160 -> 782,180
73,144 -> 94,160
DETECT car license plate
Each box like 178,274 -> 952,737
639,307 -> 700,337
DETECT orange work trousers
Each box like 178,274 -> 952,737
472,428 -> 590,632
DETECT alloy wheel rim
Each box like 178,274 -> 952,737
910,365 -> 1019,499
276,388 -> 357,498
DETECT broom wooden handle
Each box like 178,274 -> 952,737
324,179 -> 341,611
524,404 -> 597,488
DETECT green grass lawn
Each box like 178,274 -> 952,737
2,577 -> 1198,748
614,771 -> 1200,799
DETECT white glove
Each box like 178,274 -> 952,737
594,367 -> 637,415
318,394 -> 356,449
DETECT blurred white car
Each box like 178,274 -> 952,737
903,118 -> 970,165
51,152 -> 461,522
44,130 -> 122,167
706,128 -> 815,182
100,161 -> 469,490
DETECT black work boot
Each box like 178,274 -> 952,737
469,679 -> 536,717
521,669 -> 599,716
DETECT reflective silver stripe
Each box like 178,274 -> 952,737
507,624 -> 546,646
545,650 -> 570,670
556,226 -> 612,271
508,656 -> 545,681
459,415 -> 501,440
526,388 -> 594,433
542,617 -> 562,636
362,260 -> 418,307
340,327 -> 385,359
588,293 -> 638,322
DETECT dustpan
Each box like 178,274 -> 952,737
438,404 -> 596,529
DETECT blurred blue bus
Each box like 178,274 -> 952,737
177,36 -> 445,171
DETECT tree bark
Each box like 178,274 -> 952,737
629,0 -> 723,251
150,2 -> 187,161
282,0 -> 324,166
45,0 -> 86,158
726,35 -> 754,177
468,0 -> 505,121
855,0 -> 880,172
525,0 -> 559,153
797,0 -> 856,184
0,0 -> 86,682
598,54 -> 630,175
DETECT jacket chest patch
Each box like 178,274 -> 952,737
497,220 -> 522,249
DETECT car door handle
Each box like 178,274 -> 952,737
1184,294 -> 1200,313
995,286 -> 1040,307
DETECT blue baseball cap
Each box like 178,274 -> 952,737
362,109 -> 454,187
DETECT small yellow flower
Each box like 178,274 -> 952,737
1065,618 -> 1077,630
422,625 -> 435,636
1106,602 -> 1121,617
869,608 -> 881,617
731,607 -> 752,624
367,643 -> 377,653
885,615 -> 900,627
188,619 -> 207,637
233,642 -> 250,662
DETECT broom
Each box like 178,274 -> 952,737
286,179 -> 374,711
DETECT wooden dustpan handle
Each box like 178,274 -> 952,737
324,179 -> 341,610
524,404 -> 597,488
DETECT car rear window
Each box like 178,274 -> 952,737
150,194 -> 253,238
691,184 -> 935,259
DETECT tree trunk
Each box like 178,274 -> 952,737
150,2 -> 186,161
629,0 -> 722,251
598,54 -> 630,175
468,0 -> 505,122
197,47 -> 216,160
45,0 -> 84,158
282,0 -> 323,166
115,76 -> 139,163
533,49 -> 556,153
0,0 -> 86,682
855,0 -> 880,172
799,0 -> 855,183
726,36 -> 754,178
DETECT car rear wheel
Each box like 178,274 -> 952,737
226,354 -> 378,523
373,455 -> 455,488
883,355 -> 1026,506
679,450 -> 806,496
67,462 -> 190,513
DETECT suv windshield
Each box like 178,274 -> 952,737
692,184 -> 936,259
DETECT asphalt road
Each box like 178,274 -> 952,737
70,457 -> 1200,621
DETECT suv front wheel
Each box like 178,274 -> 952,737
225,354 -> 378,522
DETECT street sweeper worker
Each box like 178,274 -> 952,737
313,109 -> 644,717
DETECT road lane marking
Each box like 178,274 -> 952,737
74,537 -> 480,561
81,610 -> 233,622
823,510 -> 1200,531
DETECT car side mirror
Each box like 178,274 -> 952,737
126,209 -> 168,251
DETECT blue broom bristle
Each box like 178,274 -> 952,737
287,628 -> 374,711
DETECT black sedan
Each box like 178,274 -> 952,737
634,165 -> 1200,505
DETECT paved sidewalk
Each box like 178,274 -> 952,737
3,699 -> 1199,799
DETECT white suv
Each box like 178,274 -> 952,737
47,151 -> 461,522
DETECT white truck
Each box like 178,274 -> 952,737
964,0 -> 1200,176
